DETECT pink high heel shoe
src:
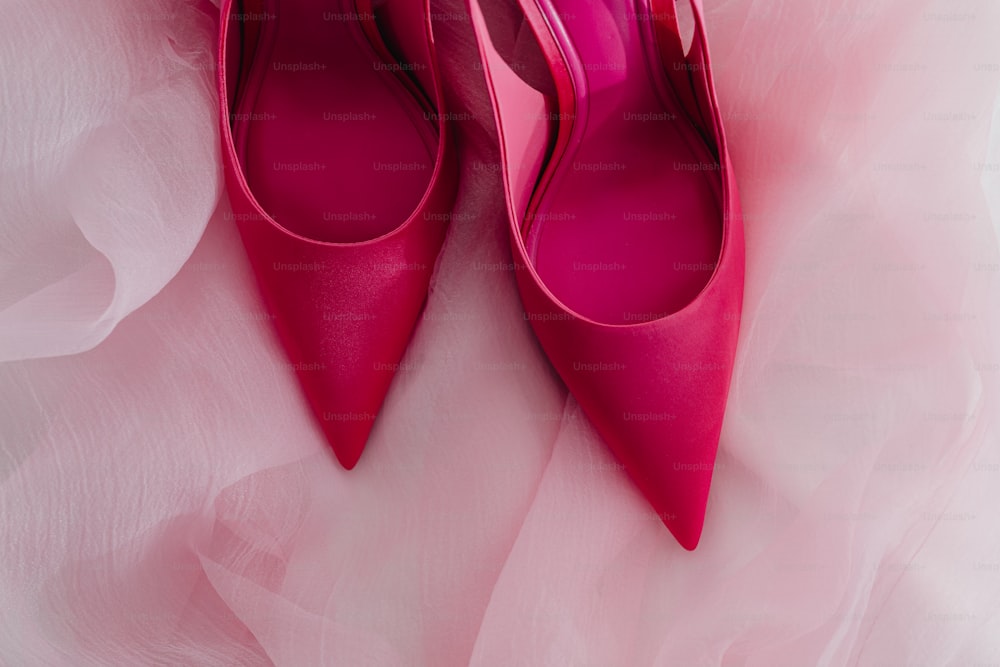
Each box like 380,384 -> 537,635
218,0 -> 457,468
470,0 -> 744,548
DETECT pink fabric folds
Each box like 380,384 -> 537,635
2,0 -> 1000,664
0,0 -> 221,361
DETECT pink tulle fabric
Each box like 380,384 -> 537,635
3,0 -> 1000,664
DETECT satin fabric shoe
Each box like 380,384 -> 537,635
469,0 -> 744,549
218,0 -> 458,468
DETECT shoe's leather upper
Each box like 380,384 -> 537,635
217,0 -> 458,467
473,0 -> 744,549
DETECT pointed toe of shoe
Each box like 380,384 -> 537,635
217,165 -> 451,468
638,445 -> 713,550
286,304 -> 417,467
295,361 -> 385,470
578,361 -> 728,549
516,269 -> 742,549
572,367 -> 726,549
318,415 -> 374,471
671,514 -> 705,552
259,242 -> 439,467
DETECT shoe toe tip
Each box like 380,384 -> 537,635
317,415 -> 376,470
331,443 -> 365,470
671,521 -> 704,551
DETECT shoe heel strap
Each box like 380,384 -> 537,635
646,0 -> 719,145
225,0 -> 269,113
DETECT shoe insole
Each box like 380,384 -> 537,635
231,0 -> 438,243
526,0 -> 723,324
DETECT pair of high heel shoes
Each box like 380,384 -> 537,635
218,0 -> 744,549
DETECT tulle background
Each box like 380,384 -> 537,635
3,0 -> 1000,663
